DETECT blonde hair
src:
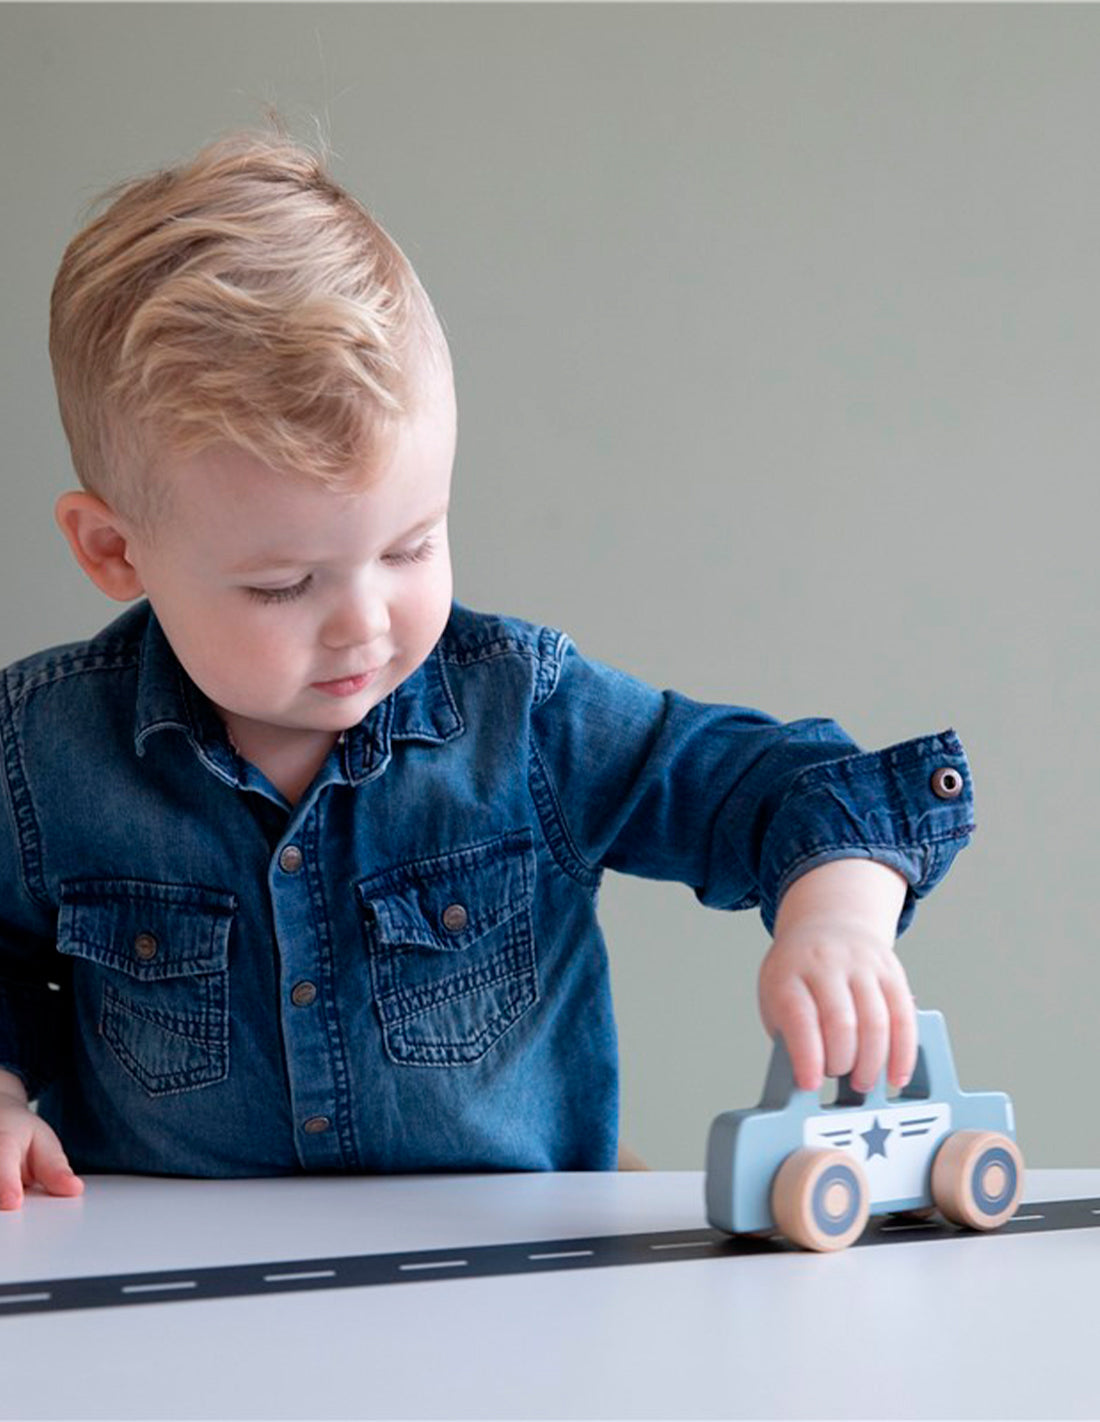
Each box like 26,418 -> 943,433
49,128 -> 448,531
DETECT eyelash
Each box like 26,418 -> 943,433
245,537 -> 437,604
384,535 -> 437,568
246,577 -> 313,605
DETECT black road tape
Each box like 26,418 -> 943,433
2,1195 -> 1098,1317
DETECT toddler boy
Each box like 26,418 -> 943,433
0,133 -> 974,1209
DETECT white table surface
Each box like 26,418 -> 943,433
1,1168 -> 1098,1421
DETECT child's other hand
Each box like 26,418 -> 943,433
757,859 -> 916,1095
0,1074 -> 84,1211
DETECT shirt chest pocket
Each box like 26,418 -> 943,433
56,880 -> 236,1097
356,830 -> 538,1067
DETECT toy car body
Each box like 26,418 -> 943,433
705,1009 -> 1023,1251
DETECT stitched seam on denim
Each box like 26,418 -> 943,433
362,696 -> 394,782
440,636 -> 539,668
101,981 -> 224,1040
0,671 -> 49,908
374,932 -> 534,1022
380,959 -> 535,1029
426,643 -> 463,733
101,993 -> 227,1095
60,945 -> 227,979
439,628 -> 566,706
436,611 -> 545,662
372,890 -> 527,948
771,841 -> 958,906
356,830 -> 535,899
4,647 -> 142,710
777,734 -> 967,808
303,808 -> 356,1168
392,979 -> 535,1050
360,835 -> 535,985
388,648 -> 462,746
777,833 -> 967,874
375,912 -> 531,1001
532,628 -> 569,708
779,828 -> 974,873
386,984 -> 537,1064
527,737 -> 600,890
102,1036 -> 225,1095
60,930 -> 228,970
57,888 -> 236,979
61,878 -> 238,910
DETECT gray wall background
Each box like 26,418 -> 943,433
2,3 -> 1097,1168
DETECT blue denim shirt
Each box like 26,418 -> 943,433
0,601 -> 974,1176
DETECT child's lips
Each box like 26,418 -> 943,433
310,668 -> 381,698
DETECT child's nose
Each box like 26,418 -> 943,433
320,585 -> 390,650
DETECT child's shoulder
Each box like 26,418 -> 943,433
1,603 -> 150,706
440,602 -> 569,671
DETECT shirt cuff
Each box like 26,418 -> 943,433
760,729 -> 975,936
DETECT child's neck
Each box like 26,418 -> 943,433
221,715 -> 341,807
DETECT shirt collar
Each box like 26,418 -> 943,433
133,604 -> 464,789
341,642 -> 464,783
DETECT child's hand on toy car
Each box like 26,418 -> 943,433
758,858 -> 915,1095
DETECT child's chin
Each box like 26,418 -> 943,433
307,693 -> 380,727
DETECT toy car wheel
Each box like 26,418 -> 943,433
930,1130 -> 1024,1230
771,1147 -> 870,1252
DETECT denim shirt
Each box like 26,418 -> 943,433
0,601 -> 974,1176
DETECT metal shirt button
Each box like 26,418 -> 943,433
302,1116 -> 331,1134
279,845 -> 304,874
441,903 -> 469,933
930,767 -> 964,800
134,932 -> 158,961
291,981 -> 318,1008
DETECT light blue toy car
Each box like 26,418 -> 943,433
705,1009 -> 1023,1251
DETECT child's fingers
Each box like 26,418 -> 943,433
768,981 -> 826,1091
26,1128 -> 84,1198
0,1133 -> 26,1211
848,977 -> 890,1093
884,974 -> 918,1088
810,982 -> 858,1084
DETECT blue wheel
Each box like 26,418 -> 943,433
931,1130 -> 1024,1230
771,1148 -> 870,1251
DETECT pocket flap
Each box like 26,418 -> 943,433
357,830 -> 534,952
57,879 -> 236,982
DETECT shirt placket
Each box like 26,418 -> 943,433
268,797 -> 352,1170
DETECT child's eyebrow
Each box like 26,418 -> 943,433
228,506 -> 449,575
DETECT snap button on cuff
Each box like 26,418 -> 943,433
302,1116 -> 331,1134
134,932 -> 158,961
279,845 -> 304,874
291,981 -> 318,1008
930,766 -> 964,800
441,903 -> 469,933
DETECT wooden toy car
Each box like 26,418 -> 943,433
705,1009 -> 1024,1251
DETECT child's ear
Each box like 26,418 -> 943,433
54,491 -> 145,601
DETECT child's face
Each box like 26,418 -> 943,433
125,368 -> 456,755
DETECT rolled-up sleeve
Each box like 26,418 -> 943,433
529,636 -> 974,935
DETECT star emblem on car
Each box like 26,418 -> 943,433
860,1116 -> 892,1160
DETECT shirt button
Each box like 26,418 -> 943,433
291,981 -> 318,1008
279,845 -> 304,874
441,903 -> 468,933
930,767 -> 964,800
302,1116 -> 331,1134
134,932 -> 158,961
